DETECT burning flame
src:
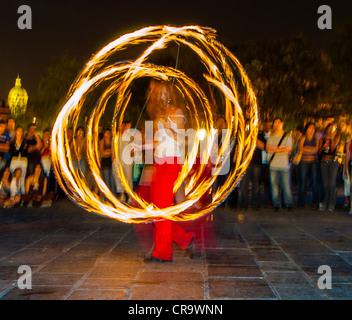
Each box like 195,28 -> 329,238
51,25 -> 258,224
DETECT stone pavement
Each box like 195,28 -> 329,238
0,197 -> 352,300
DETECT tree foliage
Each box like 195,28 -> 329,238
230,33 -> 348,127
34,51 -> 82,130
32,25 -> 352,132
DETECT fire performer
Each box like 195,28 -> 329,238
144,79 -> 195,263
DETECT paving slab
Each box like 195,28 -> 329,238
0,197 -> 352,300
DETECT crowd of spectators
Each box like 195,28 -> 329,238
231,116 -> 352,214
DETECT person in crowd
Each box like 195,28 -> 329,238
0,120 -> 10,171
113,121 -> 133,202
297,122 -> 319,209
318,122 -> 340,212
9,126 -> 28,180
0,167 -> 12,207
266,117 -> 293,211
22,163 -> 49,208
8,167 -> 25,207
99,128 -> 115,193
24,123 -> 43,177
6,117 -> 16,140
315,116 -> 334,205
67,127 -> 74,146
315,116 -> 335,140
4,117 -> 15,167
240,122 -> 267,210
40,129 -> 52,177
260,119 -> 272,208
70,126 -> 87,175
291,124 -> 304,199
40,128 -> 57,197
344,136 -> 352,215
212,117 -> 229,208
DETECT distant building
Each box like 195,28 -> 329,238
8,75 -> 28,118
0,99 -> 9,121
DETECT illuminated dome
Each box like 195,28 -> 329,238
8,75 -> 28,118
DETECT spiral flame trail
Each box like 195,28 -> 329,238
51,25 -> 258,224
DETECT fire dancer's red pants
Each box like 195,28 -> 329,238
150,157 -> 194,261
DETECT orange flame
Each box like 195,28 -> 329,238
51,25 -> 258,224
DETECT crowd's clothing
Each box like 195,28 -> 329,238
240,132 -> 267,208
261,131 -> 272,207
4,131 -> 13,167
320,137 -> 337,159
319,137 -> 339,211
113,138 -> 133,195
9,140 -> 28,180
349,166 -> 352,213
298,161 -> 318,207
100,139 -> 115,193
0,179 -> 10,198
24,135 -> 42,176
298,137 -> 318,207
267,132 -> 293,209
301,138 -> 317,162
270,169 -> 294,209
240,164 -> 262,208
320,159 -> 339,211
22,176 -> 49,208
267,133 -> 292,170
10,177 -> 25,198
71,138 -> 86,175
0,132 -> 9,170
41,140 -> 52,178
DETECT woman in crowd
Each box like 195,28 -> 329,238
297,122 -> 319,209
40,129 -> 52,178
99,128 -> 115,193
71,126 -> 87,176
113,121 -> 133,202
0,167 -> 12,207
9,126 -> 28,180
22,163 -> 48,208
318,122 -> 340,212
9,167 -> 25,207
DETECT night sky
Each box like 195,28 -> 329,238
0,0 -> 351,101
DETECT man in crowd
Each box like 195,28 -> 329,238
24,123 -> 43,176
240,120 -> 267,210
260,119 -> 272,208
266,117 -> 293,211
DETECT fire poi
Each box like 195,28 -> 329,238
51,25 -> 258,224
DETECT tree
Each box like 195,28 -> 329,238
323,20 -> 352,115
230,34 -> 346,126
34,52 -> 82,130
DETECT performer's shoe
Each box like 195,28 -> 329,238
143,255 -> 172,263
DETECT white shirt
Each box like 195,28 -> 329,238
154,121 -> 181,159
267,132 -> 292,170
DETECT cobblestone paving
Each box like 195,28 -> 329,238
0,198 -> 352,300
